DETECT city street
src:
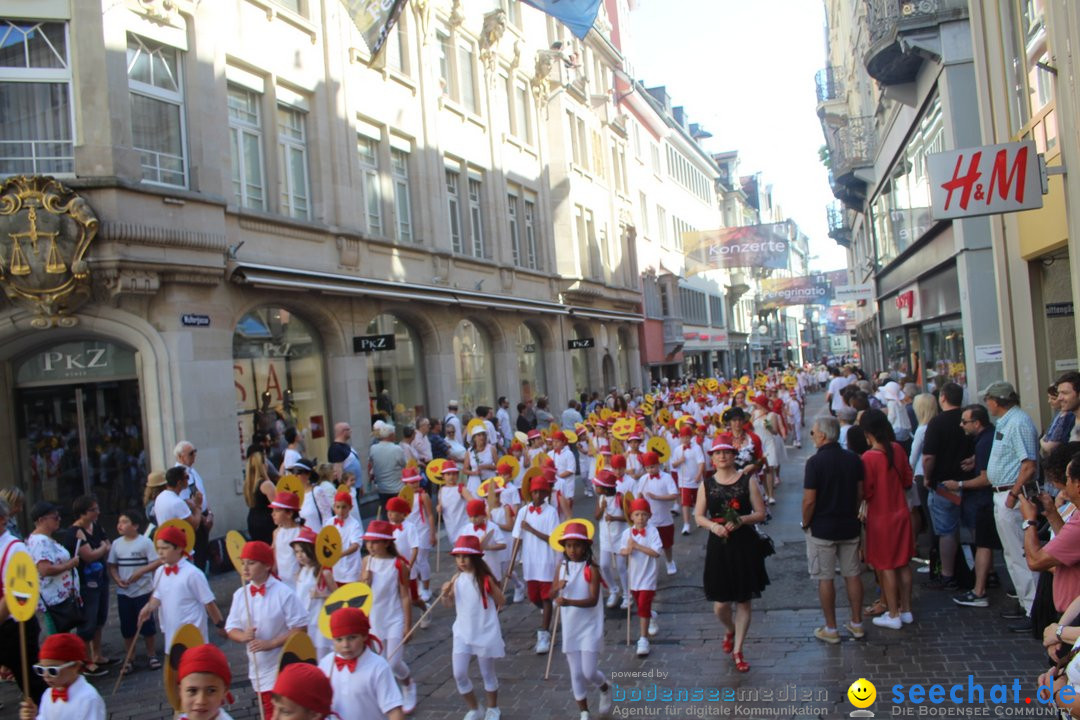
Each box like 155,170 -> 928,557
0,395 -> 1051,720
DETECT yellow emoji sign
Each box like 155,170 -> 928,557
156,519 -> 195,553
276,474 -> 306,505
478,477 -> 506,497
165,624 -> 205,711
611,418 -> 636,441
316,525 -> 343,568
426,458 -> 448,485
397,483 -> 415,508
847,678 -> 877,709
225,530 -> 246,574
278,631 -> 317,673
496,454 -> 520,480
319,582 -> 373,639
549,518 -> 596,552
646,436 -> 672,464
3,551 -> 39,622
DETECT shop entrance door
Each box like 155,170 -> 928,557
907,327 -> 923,388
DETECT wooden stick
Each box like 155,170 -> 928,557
385,579 -> 453,664
500,538 -> 521,594
435,507 -> 442,572
626,593 -> 632,646
18,619 -> 29,701
544,605 -> 560,680
111,617 -> 146,695
242,581 -> 266,720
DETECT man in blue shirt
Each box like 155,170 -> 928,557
950,404 -> 1001,608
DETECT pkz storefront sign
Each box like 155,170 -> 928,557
567,337 -> 594,350
15,341 -> 137,387
354,334 -> 396,353
927,140 -> 1045,220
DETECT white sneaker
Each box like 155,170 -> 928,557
484,708 -> 501,720
401,681 -> 417,714
681,523 -> 691,536
598,686 -> 613,714
620,596 -> 631,610
648,611 -> 659,636
872,614 -> 903,630
767,496 -> 776,505
419,588 -> 432,603
606,591 -> 619,609
535,629 -> 551,654
579,712 -> 591,720
636,636 -> 650,657
666,560 -> 677,575
420,612 -> 431,629
463,710 -> 482,720
513,587 -> 526,604
900,611 -> 914,625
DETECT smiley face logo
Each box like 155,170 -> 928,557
4,551 -> 40,622
225,530 -> 246,574
848,678 -> 877,709
316,525 -> 342,569
318,582 -> 372,639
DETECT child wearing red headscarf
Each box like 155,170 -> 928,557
18,634 -> 105,720
271,663 -> 334,720
318,607 -> 404,720
177,644 -> 233,720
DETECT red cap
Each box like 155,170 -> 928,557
333,490 -> 353,507
270,491 -> 300,510
451,535 -> 484,555
679,426 -> 694,438
593,470 -> 616,488
510,441 -> 524,451
386,497 -> 411,515
291,526 -> 317,545
709,433 -> 736,453
240,540 -> 274,568
178,644 -> 231,687
401,466 -> 421,483
552,431 -> 567,443
363,520 -> 396,541
541,457 -> 555,469
641,451 -> 660,467
272,663 -> 332,715
156,525 -> 187,550
330,607 -> 370,638
561,522 -> 590,542
466,499 -> 487,517
542,467 -> 558,484
496,462 -> 514,475
527,429 -> 542,440
530,476 -> 552,492
609,454 -> 627,470
753,395 -> 769,408
629,498 -> 651,515
39,633 -> 86,664
441,461 -> 460,475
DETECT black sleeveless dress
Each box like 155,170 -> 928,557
247,489 -> 275,544
703,473 -> 769,603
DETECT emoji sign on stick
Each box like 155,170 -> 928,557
315,525 -> 343,568
3,551 -> 39,622
318,583 -> 373,639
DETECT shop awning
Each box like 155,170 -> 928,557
229,262 -> 642,322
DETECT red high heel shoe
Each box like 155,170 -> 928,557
733,652 -> 749,673
722,632 -> 735,654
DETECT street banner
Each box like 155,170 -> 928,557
341,0 -> 409,58
521,0 -> 603,38
825,305 -> 853,335
683,222 -> 792,272
759,274 -> 834,309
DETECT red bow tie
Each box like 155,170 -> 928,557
473,523 -> 486,532
529,505 -> 543,514
164,565 -> 180,576
51,688 -> 68,703
250,584 -> 266,597
334,656 -> 357,672
334,518 -> 345,527
632,528 -> 646,536
392,524 -> 403,531
649,473 -> 659,479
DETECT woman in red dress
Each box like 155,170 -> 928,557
859,409 -> 914,630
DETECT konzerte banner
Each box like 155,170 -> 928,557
683,222 -> 793,273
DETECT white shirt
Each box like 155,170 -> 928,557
107,534 -> 156,597
273,525 -> 301,588
177,463 -> 209,512
392,523 -> 418,577
300,483 -> 334,533
367,556 -> 407,639
152,558 -> 215,651
458,522 -> 507,578
452,570 -> 505,657
619,525 -> 662,591
511,503 -> 559,582
34,675 -> 105,720
153,488 -> 191,525
319,648 -> 403,720
225,576 -> 307,692
331,516 -> 364,584
671,442 -> 706,490
635,472 -> 678,528
444,413 -> 463,442
282,448 -> 303,472
828,376 -> 851,411
495,407 -> 513,446
553,446 -> 575,480
440,485 -> 469,542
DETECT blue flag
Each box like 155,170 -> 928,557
521,0 -> 603,39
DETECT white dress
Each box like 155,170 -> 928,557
452,571 -> 505,658
598,494 -> 626,553
366,556 -> 406,641
294,566 -> 332,657
558,561 -> 604,653
440,485 -> 469,542
752,412 -> 780,467
273,525 -> 301,589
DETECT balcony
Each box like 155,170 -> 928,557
827,202 -> 852,247
823,115 -> 875,208
864,0 -> 969,85
662,316 -> 684,355
815,66 -> 845,112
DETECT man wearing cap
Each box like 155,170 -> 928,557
445,401 -> 463,442
175,440 -> 212,572
984,380 -> 1040,632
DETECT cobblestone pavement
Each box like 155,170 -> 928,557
1,394 -> 1054,719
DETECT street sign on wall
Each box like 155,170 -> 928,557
927,140 -> 1044,220
567,338 -> 594,350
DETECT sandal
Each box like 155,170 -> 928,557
121,662 -> 134,676
733,652 -> 749,673
722,632 -> 735,654
148,657 -> 162,671
864,599 -> 887,617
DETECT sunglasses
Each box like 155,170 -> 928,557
33,661 -> 78,677
324,595 -> 370,615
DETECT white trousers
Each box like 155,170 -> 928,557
452,653 -> 499,694
565,650 -> 606,702
598,547 -> 629,597
993,491 -> 1037,614
382,634 -> 411,681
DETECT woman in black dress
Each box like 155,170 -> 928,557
244,447 -> 277,544
695,432 -> 768,673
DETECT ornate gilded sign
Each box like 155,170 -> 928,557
0,176 -> 97,328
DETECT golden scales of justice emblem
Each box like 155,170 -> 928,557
0,176 -> 98,328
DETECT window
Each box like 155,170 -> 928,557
385,14 -> 408,75
650,143 -> 661,176
632,122 -> 641,159
656,206 -> 668,245
468,176 -> 484,257
277,104 -> 310,219
512,81 -> 533,144
457,43 -> 478,113
679,287 -> 708,326
523,195 -> 538,270
391,148 -> 413,242
638,192 -> 649,235
357,134 -> 382,235
0,20 -> 73,175
227,84 -> 265,209
272,0 -> 302,12
508,191 -> 521,266
437,32 -> 455,98
446,168 -> 463,253
127,34 -> 186,186
500,0 -> 521,27
709,295 -> 724,327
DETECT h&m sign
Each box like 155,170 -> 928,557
928,141 -> 1046,220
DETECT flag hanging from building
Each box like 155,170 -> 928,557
341,0 -> 409,59
683,222 -> 793,273
521,0 -> 603,39
758,274 -> 836,309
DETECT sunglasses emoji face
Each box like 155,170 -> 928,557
318,583 -> 373,639
4,551 -> 40,622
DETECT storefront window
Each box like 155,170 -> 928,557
570,325 -> 592,396
617,329 -> 631,390
883,329 -> 909,377
453,319 -> 495,411
923,320 -> 965,391
367,314 -> 426,426
871,95 -> 942,266
516,323 -> 545,402
234,307 -> 328,462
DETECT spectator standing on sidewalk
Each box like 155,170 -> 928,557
950,404 -> 1002,608
1043,373 -> 1080,457
802,417 -> 865,644
985,381 -> 1040,634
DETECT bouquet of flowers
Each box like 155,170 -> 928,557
718,499 -> 742,542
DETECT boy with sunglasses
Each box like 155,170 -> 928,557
19,633 -> 105,719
